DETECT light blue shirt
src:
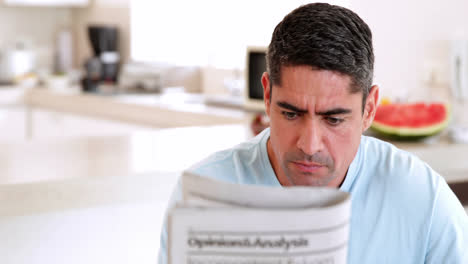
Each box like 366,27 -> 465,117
158,128 -> 468,263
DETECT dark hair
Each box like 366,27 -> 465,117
266,3 -> 374,110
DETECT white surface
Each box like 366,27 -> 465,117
351,0 -> 468,101
0,87 -> 26,106
24,87 -> 249,128
0,106 -> 26,140
396,140 -> 468,183
0,49 -> 35,83
130,0 -> 349,68
0,88 -> 159,141
4,0 -> 88,6
0,86 -> 250,140
0,203 -> 162,263
30,108 -> 155,139
0,124 -> 252,263
0,124 -> 252,184
449,125 -> 468,143
0,172 -> 178,264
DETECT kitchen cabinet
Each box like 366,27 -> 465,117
0,86 -> 248,140
0,107 -> 156,141
4,0 -> 88,7
0,106 -> 26,141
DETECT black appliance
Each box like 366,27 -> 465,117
81,25 -> 120,92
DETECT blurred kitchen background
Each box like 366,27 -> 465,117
1,0 -> 468,102
0,1 -> 467,263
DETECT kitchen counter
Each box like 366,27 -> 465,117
0,125 -> 252,217
392,138 -> 468,184
0,124 -> 252,185
0,124 -> 253,264
1,86 -> 252,128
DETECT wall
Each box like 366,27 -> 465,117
350,0 -> 468,102
201,1 -> 468,99
0,4 -> 73,71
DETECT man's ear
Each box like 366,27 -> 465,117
261,72 -> 272,116
362,85 -> 379,132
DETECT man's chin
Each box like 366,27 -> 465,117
294,180 -> 329,187
288,173 -> 335,187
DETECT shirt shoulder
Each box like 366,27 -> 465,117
352,136 -> 446,226
187,128 -> 277,185
359,136 -> 440,185
346,136 -> 466,263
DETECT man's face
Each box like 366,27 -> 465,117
262,66 -> 378,187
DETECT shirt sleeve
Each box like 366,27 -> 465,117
425,179 -> 468,263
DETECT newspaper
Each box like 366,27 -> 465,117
168,172 -> 351,264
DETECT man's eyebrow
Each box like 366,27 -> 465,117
276,102 -> 352,115
316,108 -> 352,116
277,101 -> 307,113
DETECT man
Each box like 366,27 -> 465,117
159,3 -> 468,263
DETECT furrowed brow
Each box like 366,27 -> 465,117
277,101 -> 307,113
316,108 -> 352,116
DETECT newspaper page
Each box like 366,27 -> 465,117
168,172 -> 351,264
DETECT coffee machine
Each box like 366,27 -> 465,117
81,25 -> 119,92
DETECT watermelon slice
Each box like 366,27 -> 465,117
370,102 -> 450,140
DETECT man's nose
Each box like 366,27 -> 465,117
296,118 -> 324,156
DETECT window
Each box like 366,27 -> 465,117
130,0 -> 349,69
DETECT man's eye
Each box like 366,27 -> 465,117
282,111 -> 299,120
326,117 -> 343,125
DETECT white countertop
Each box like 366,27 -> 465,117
0,124 -> 252,185
392,138 -> 468,184
1,86 -> 252,128
0,124 -> 253,264
0,171 -> 179,264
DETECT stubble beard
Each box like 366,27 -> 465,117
281,151 -> 336,187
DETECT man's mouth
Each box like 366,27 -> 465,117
291,161 -> 325,173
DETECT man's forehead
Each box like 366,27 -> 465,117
277,66 -> 357,90
275,70 -> 358,95
272,70 -> 363,112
